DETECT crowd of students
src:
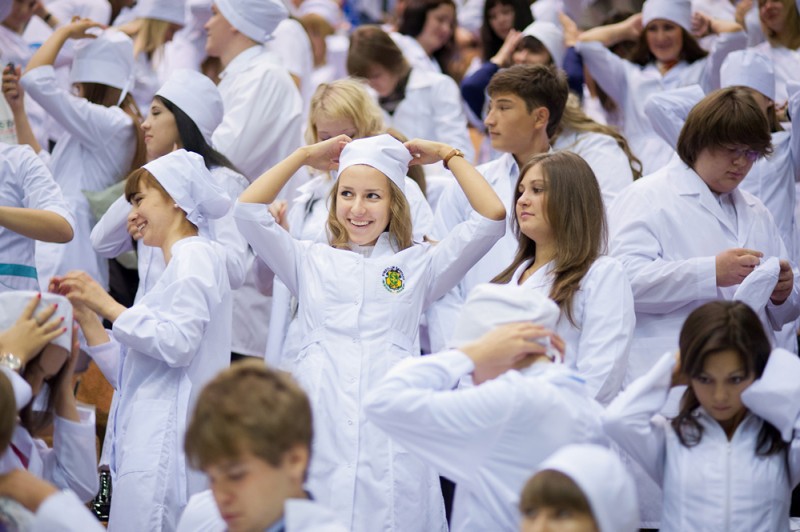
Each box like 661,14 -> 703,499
2,0 -> 800,530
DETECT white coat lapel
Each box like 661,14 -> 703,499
731,188 -> 758,247
673,165 -> 738,239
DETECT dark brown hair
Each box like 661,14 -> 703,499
487,64 -> 568,137
493,152 -> 607,326
519,470 -> 595,520
480,0 -> 533,61
185,360 -> 313,469
397,0 -> 457,72
628,25 -> 708,66
124,167 -> 171,203
678,87 -> 773,168
347,25 -> 410,78
672,301 -> 786,456
0,371 -> 16,451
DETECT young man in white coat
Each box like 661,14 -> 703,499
610,86 -> 800,384
363,283 -> 604,532
204,0 -> 305,361
178,360 -> 347,532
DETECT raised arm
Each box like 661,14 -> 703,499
239,135 -> 351,205
25,19 -> 105,73
405,139 -> 505,221
578,12 -> 641,47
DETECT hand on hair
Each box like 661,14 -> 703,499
1,64 -> 24,113
558,12 -> 580,48
670,350 -> 689,387
490,29 -> 522,67
461,322 -> 556,385
404,139 -> 454,166
0,294 -> 66,366
268,200 -> 290,231
735,0 -> 753,28
691,12 -> 713,38
624,12 -> 643,41
302,134 -> 351,171
0,469 -> 58,512
715,248 -> 763,287
50,271 -> 124,323
770,259 -> 794,305
62,17 -> 106,40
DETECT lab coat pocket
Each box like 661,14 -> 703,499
117,399 -> 172,477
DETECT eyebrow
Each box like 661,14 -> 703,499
493,98 -> 515,104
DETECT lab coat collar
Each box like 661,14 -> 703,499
671,162 -> 756,242
406,68 -> 438,90
484,152 -> 519,187
512,259 -> 554,290
219,45 -> 266,80
693,407 -> 761,440
372,231 -> 401,256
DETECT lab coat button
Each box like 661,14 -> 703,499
347,420 -> 353,426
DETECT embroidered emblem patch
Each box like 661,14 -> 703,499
382,266 -> 405,293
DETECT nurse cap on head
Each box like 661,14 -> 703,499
521,21 -> 565,68
642,0 -> 692,33
0,0 -> 11,24
69,29 -> 135,103
721,49 -> 776,102
297,0 -> 344,28
156,69 -> 223,144
143,149 -> 232,228
214,0 -> 288,43
0,291 -> 73,355
534,444 -> 638,532
448,283 -> 560,355
133,0 -> 187,25
337,134 -> 412,194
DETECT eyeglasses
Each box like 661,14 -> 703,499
723,146 -> 761,162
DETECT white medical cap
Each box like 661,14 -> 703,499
69,30 -> 135,102
521,21 -> 565,68
134,0 -> 186,25
338,134 -> 411,193
156,69 -> 223,144
297,0 -> 343,28
0,0 -> 11,24
642,0 -> 692,33
721,49 -> 776,102
536,444 -> 639,532
143,149 -> 232,227
214,0 -> 288,43
449,283 -> 560,348
0,291 -> 73,353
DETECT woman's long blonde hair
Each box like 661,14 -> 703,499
760,0 -> 800,49
493,152 -> 607,326
119,18 -> 177,57
551,94 -> 642,180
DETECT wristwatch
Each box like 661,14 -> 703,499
0,352 -> 22,372
442,148 -> 465,170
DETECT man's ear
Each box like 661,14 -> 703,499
283,444 -> 310,484
533,106 -> 550,132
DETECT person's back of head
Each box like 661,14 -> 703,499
185,360 -> 313,531
347,25 -> 410,79
487,64 -> 568,138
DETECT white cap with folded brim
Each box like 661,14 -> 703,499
642,0 -> 692,33
69,29 -> 135,104
133,0 -> 186,25
521,21 -> 565,68
156,69 -> 223,144
337,134 -> 411,194
297,0 -> 343,28
535,444 -> 639,532
0,0 -> 11,24
721,49 -> 776,102
0,291 -> 73,353
214,0 -> 287,43
143,149 -> 232,228
449,283 -> 561,359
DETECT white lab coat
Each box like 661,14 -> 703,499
0,413 -> 98,504
130,51 -> 164,115
755,42 -> 800,105
645,84 -> 800,263
609,160 -> 800,384
509,256 -> 633,405
31,490 -> 106,532
90,165 -> 251,298
575,32 -> 747,174
604,349 -> 800,532
177,489 -> 348,532
233,200 -> 505,532
264,174 -> 436,366
552,129 -> 634,209
266,18 -> 315,127
390,32 -> 442,74
0,143 -> 74,293
85,237 -> 232,532
212,45 -> 303,183
363,350 -> 605,532
21,65 -> 136,291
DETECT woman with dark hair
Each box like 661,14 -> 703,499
604,300 -> 800,531
91,69 -> 250,304
493,151 -> 634,405
479,0 -> 533,63
576,0 -> 746,174
393,0 -> 457,74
